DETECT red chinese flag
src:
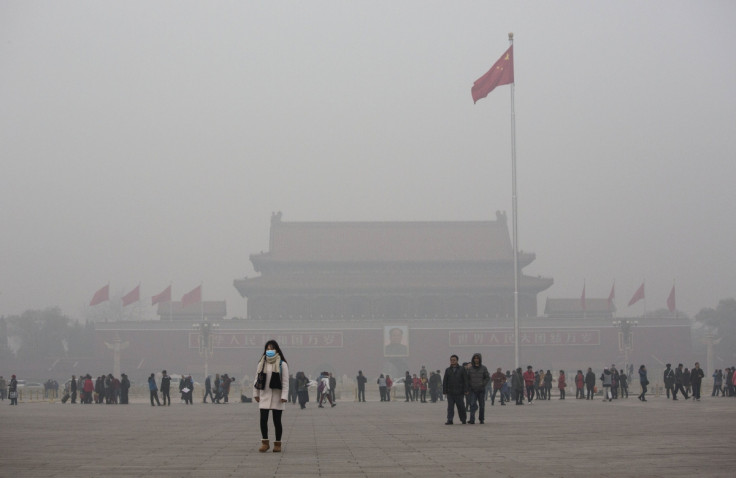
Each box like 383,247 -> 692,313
607,282 -> 616,308
152,285 -> 171,306
627,283 -> 645,307
667,285 -> 676,313
121,285 -> 140,307
471,45 -> 514,104
181,285 -> 202,308
89,284 -> 109,306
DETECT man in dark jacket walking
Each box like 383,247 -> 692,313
690,362 -> 705,400
466,353 -> 490,424
442,354 -> 468,424
673,363 -> 689,400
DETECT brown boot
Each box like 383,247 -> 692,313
273,441 -> 282,453
258,439 -> 270,453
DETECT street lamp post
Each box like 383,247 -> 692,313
192,320 -> 219,380
612,319 -> 638,374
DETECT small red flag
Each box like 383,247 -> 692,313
181,285 -> 201,308
627,283 -> 645,307
471,45 -> 514,104
152,285 -> 171,306
607,282 -> 616,308
121,285 -> 140,307
667,285 -> 676,313
89,284 -> 109,306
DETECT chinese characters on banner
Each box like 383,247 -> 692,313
449,330 -> 600,347
188,332 -> 344,349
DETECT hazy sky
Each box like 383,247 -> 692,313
2,1 -> 735,321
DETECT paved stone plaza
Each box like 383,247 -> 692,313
1,394 -> 735,477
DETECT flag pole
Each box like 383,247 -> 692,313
508,32 -> 520,370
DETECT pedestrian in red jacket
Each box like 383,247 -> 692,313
575,370 -> 585,399
558,371 -> 567,400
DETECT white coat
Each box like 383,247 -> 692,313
253,359 -> 289,410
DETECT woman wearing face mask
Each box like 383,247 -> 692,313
253,340 -> 289,453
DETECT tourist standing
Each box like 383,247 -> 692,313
120,373 -> 130,404
296,371 -> 310,408
148,373 -> 161,406
585,367 -> 596,400
511,368 -> 524,405
70,375 -> 77,404
690,362 -> 705,401
404,371 -> 413,402
558,370 -> 566,399
377,374 -> 387,401
8,375 -> 18,405
160,370 -> 171,406
490,367 -> 506,405
442,354 -> 468,424
523,366 -> 536,404
466,353 -> 490,424
619,369 -> 629,398
663,364 -> 675,399
600,368 -> 613,401
575,370 -> 585,399
253,339 -> 289,453
356,371 -> 367,402
637,365 -> 648,402
712,369 -> 723,397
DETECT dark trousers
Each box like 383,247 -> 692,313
298,390 -> 309,408
358,387 -> 365,402
491,387 -> 504,404
576,386 -> 584,399
150,390 -> 161,406
468,390 -> 485,422
559,388 -> 565,399
639,384 -> 647,400
514,389 -> 524,404
405,386 -> 412,401
161,390 -> 170,405
203,388 -> 214,403
446,393 -> 467,423
673,383 -> 688,399
71,390 -> 77,403
260,409 -> 283,441
526,385 -> 535,402
586,384 -> 594,399
692,382 -> 702,399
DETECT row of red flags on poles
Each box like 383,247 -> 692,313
89,284 -> 202,308
580,282 -> 677,313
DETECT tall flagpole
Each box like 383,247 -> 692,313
509,32 -> 520,370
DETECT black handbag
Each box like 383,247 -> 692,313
269,371 -> 282,390
254,372 -> 267,391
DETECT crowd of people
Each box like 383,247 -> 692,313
5,359 -> 736,414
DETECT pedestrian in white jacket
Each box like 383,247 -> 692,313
253,340 -> 289,453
